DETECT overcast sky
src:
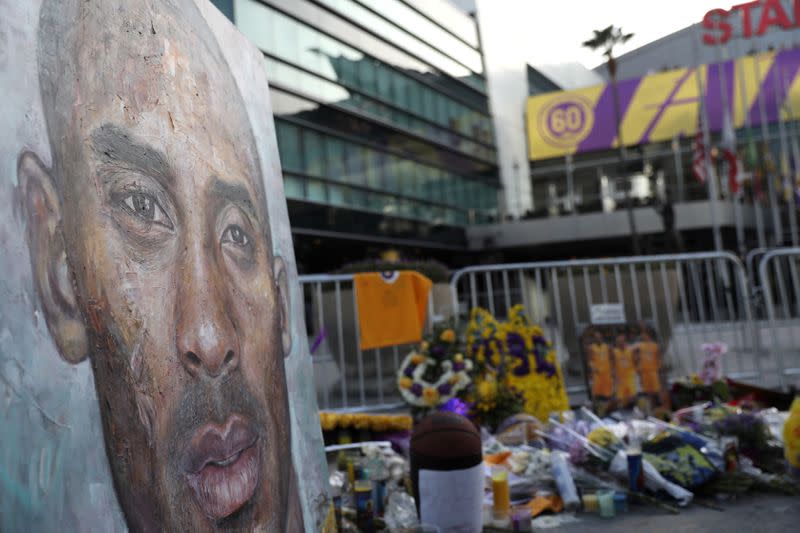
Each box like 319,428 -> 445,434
475,0 -> 726,70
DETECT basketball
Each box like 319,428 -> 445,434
411,411 -> 482,459
410,412 -> 484,526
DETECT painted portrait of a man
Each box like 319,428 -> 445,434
1,0 -> 326,530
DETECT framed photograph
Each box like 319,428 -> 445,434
579,322 -> 670,416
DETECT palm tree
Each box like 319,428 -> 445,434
582,25 -> 633,78
583,25 -> 640,254
582,25 -> 633,160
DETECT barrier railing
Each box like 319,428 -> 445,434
450,252 -> 763,401
303,250 -> 800,413
757,247 -> 800,388
298,273 -> 442,413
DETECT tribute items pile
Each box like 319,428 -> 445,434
319,306 -> 800,532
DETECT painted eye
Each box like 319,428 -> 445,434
222,224 -> 250,247
120,191 -> 172,228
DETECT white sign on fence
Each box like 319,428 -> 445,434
590,304 -> 626,325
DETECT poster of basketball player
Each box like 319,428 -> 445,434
580,323 -> 669,416
0,1 -> 330,530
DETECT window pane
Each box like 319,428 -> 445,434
343,144 -> 366,185
283,175 -> 305,199
328,183 -> 346,206
434,93 -> 448,126
392,71 -> 408,108
364,149 -> 380,189
302,129 -> 325,176
276,121 -> 301,172
359,58 -> 377,96
345,187 -> 368,209
376,63 -> 392,102
408,82 -> 423,116
307,180 -> 327,202
422,89 -> 435,120
336,54 -> 359,87
325,137 -> 345,181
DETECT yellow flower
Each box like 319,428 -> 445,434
477,379 -> 497,401
353,414 -> 371,430
422,387 -> 440,406
588,427 -> 620,448
338,413 -> 355,428
393,415 -> 413,431
449,375 -> 461,385
440,329 -> 456,343
371,416 -> 389,433
319,412 -> 338,431
420,341 -> 430,352
454,353 -> 464,363
690,373 -> 703,385
410,353 -> 426,365
477,353 -> 485,364
399,377 -> 413,390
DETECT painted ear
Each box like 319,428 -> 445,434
273,255 -> 292,358
18,151 -> 88,364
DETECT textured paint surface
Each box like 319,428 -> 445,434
0,0 -> 328,530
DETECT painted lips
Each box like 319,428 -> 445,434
184,414 -> 261,521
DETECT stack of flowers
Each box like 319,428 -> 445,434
396,323 -> 473,415
465,305 -> 568,425
319,412 -> 413,445
319,412 -> 413,433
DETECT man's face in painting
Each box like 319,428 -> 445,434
19,0 -> 297,530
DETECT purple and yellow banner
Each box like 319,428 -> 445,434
527,49 -> 800,161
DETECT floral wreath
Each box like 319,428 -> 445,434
397,350 -> 473,407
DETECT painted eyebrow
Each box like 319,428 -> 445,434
209,178 -> 258,222
90,123 -> 173,187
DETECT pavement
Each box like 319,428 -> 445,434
531,493 -> 800,532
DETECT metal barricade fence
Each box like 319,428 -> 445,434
746,247 -> 770,318
298,273 -> 442,413
450,252 -> 763,403
300,252 -> 800,413
757,247 -> 800,389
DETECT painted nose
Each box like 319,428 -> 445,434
176,262 -> 240,379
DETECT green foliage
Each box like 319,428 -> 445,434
581,25 -> 634,58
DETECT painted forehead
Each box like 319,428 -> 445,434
72,6 -> 253,150
57,2 -> 265,208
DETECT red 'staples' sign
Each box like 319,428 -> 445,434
703,0 -> 800,44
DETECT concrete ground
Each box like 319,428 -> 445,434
537,493 -> 800,532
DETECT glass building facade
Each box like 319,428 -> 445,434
211,0 -> 499,269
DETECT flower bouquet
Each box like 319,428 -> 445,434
396,322 -> 472,418
465,305 -> 568,425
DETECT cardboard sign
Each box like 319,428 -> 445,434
0,1 -> 329,530
590,303 -> 626,325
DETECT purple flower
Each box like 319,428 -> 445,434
439,397 -> 471,417
431,345 -> 446,358
410,383 -> 423,396
509,344 -> 526,357
536,361 -> 556,378
453,361 -> 465,371
437,383 -> 453,395
403,366 -> 414,377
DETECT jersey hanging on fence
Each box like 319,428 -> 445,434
355,271 -> 433,350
